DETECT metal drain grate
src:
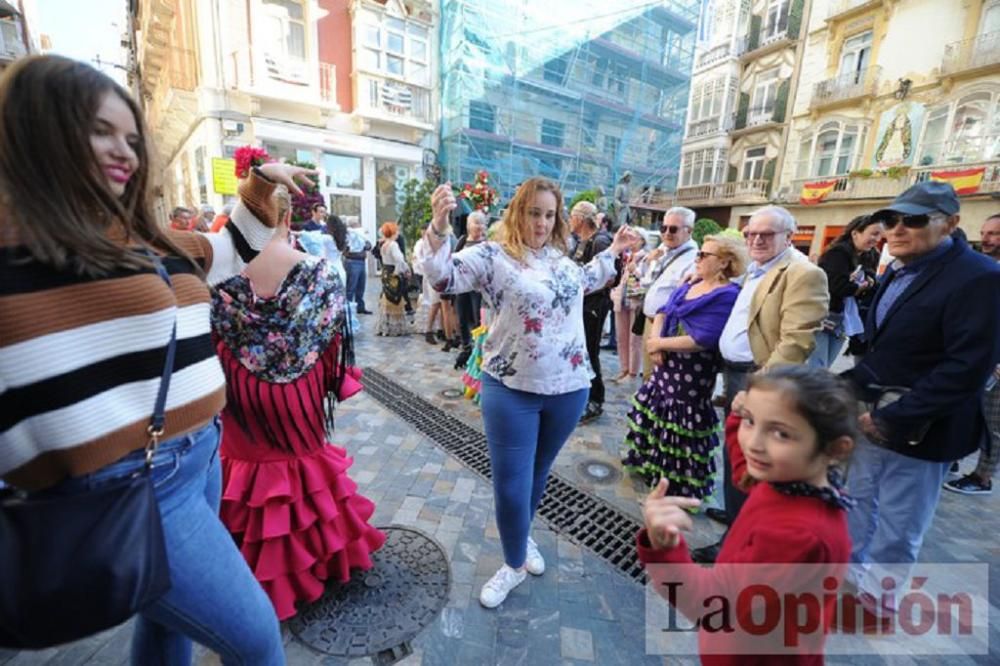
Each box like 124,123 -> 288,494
361,368 -> 646,582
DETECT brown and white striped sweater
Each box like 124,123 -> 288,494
0,171 -> 278,489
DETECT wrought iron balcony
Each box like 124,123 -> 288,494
942,31 -> 1000,76
811,66 -> 881,109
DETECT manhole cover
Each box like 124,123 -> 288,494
439,388 -> 464,399
289,527 -> 451,660
576,459 -> 622,485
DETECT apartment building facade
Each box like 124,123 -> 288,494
134,0 -> 437,238
676,0 -> 1000,253
674,0 -> 809,241
772,0 -> 1000,251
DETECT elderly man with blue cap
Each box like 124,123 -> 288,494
841,181 -> 1000,620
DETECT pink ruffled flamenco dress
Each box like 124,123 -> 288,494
211,259 -> 385,620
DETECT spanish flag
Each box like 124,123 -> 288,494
799,180 -> 838,205
929,167 -> 985,195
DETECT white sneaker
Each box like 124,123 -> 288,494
479,565 -> 527,608
525,537 -> 545,575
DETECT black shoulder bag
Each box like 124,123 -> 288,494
0,251 -> 176,648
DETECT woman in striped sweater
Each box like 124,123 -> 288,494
0,56 -> 306,663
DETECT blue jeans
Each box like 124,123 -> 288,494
846,437 -> 951,601
345,258 -> 367,312
807,328 -> 846,369
480,373 -> 588,568
55,420 -> 284,665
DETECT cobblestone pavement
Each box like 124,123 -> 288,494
3,283 -> 997,665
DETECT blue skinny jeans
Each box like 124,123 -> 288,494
480,373 -> 588,568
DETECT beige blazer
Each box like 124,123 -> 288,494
747,253 -> 829,368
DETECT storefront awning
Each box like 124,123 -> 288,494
0,1 -> 19,18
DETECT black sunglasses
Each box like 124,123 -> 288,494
883,214 -> 933,230
695,251 -> 718,260
661,224 -> 687,234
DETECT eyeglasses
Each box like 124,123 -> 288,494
695,251 -> 718,260
661,225 -> 688,234
883,214 -> 933,230
743,230 -> 781,241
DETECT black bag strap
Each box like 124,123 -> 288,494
224,220 -> 260,264
141,250 -> 178,465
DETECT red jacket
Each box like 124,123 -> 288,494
636,412 -> 850,665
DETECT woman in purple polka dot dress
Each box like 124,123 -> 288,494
622,235 -> 747,498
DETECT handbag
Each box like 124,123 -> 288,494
0,251 -> 177,649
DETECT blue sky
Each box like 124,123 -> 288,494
35,0 -> 127,83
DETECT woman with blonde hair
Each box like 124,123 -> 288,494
375,221 -> 411,336
623,234 -> 747,500
417,178 -> 641,608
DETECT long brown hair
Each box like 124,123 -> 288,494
497,177 -> 569,262
0,55 -> 191,276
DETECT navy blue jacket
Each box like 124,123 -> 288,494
844,237 -> 1000,462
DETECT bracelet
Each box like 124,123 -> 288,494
430,226 -> 448,239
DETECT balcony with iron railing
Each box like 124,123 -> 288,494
674,179 -> 770,204
811,66 -> 881,109
355,72 -> 432,127
826,0 -> 881,21
226,49 -> 337,108
695,42 -> 733,70
942,31 -> 1000,77
686,115 -> 734,139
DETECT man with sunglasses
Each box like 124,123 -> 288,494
635,207 -> 699,380
693,205 -> 829,563
842,182 -> 1000,610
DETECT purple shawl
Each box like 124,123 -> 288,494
657,281 -> 740,350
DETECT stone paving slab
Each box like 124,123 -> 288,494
3,282 -> 998,665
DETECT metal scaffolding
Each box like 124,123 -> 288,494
439,0 -> 700,206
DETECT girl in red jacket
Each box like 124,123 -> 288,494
637,365 -> 856,665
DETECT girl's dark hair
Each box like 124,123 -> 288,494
747,365 -> 858,455
831,214 -> 882,249
0,55 -> 192,276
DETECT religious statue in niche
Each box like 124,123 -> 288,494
874,102 -> 924,169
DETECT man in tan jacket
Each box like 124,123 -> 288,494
693,205 -> 829,563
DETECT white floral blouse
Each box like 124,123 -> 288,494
416,240 -> 617,395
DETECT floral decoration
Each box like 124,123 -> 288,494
458,170 -> 499,213
234,145 -> 272,179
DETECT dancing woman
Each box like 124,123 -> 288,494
417,178 -> 640,608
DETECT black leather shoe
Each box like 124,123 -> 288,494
454,346 -> 472,369
578,402 -> 603,424
424,331 -> 437,345
704,508 -> 731,526
357,308 -> 373,315
691,542 -> 721,564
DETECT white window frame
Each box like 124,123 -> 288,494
359,11 -> 431,87
764,0 -> 789,40
750,68 -> 780,123
838,31 -> 873,86
917,88 -> 1000,166
262,0 -> 307,63
796,120 -> 867,178
742,146 -> 767,181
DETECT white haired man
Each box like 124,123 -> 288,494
636,207 -> 699,380
694,205 -> 829,563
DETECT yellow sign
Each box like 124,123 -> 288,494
212,158 -> 238,195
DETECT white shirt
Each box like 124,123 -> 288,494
640,239 -> 698,317
718,249 -> 791,363
416,240 -> 616,394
